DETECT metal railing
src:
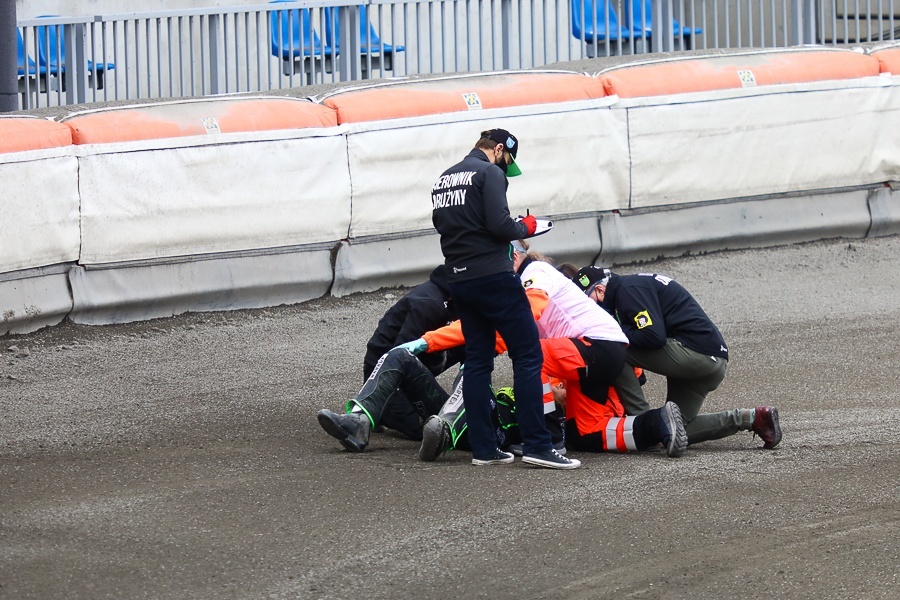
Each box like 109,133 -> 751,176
14,1 -> 900,110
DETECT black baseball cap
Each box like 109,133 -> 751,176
486,129 -> 522,177
573,266 -> 613,296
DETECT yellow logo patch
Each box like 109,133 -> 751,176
634,310 -> 652,329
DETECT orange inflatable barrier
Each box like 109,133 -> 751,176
870,46 -> 900,74
321,72 -> 607,124
63,98 -> 338,144
598,50 -> 881,98
0,118 -> 72,154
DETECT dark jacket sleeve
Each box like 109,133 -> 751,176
481,165 -> 529,241
395,297 -> 446,344
616,282 -> 668,349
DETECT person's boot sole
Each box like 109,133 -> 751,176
762,407 -> 782,449
419,416 -> 451,461
317,410 -> 366,452
662,403 -> 688,458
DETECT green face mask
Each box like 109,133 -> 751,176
498,153 -> 522,177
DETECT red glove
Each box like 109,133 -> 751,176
521,214 -> 537,236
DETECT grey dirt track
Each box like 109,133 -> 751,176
1,235 -> 899,600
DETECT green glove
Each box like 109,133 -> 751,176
394,338 -> 428,355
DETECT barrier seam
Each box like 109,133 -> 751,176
323,97 -> 618,136
310,69 -> 591,103
619,183 -> 886,216
591,46 -> 874,77
612,75 -> 893,108
66,124 -> 351,156
78,241 -> 339,271
57,95 -> 321,121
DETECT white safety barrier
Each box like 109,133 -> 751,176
626,79 -> 895,207
2,49 -> 900,335
68,126 -> 351,324
331,95 -> 627,295
0,144 -> 79,335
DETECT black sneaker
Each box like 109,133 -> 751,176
419,415 -> 451,461
522,448 -> 581,470
658,402 -> 688,458
471,449 -> 515,466
317,409 -> 371,452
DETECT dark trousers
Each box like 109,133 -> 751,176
450,271 -> 551,458
353,348 -> 449,429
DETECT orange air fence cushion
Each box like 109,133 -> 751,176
64,98 -> 338,144
870,46 -> 900,74
321,72 -> 607,124
599,50 -> 881,98
0,118 -> 73,154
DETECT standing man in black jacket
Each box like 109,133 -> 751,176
362,265 -> 464,439
422,128 -> 579,469
573,267 -> 781,449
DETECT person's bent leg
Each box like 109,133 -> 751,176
628,340 -> 727,421
687,407 -> 782,448
614,362 -> 651,415
379,390 -> 426,440
665,358 -> 727,422
685,409 -> 750,445
348,348 -> 447,427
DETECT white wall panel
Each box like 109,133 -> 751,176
628,85 -> 895,209
0,153 -> 80,273
78,135 -> 350,264
0,269 -> 73,335
344,101 -> 629,239
874,77 -> 900,183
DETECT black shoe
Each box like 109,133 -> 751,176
471,449 -> 515,466
508,440 -> 566,457
751,406 -> 782,449
656,402 -> 688,458
419,415 -> 451,461
522,448 -> 581,470
317,409 -> 371,452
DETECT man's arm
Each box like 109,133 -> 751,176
481,167 -> 529,240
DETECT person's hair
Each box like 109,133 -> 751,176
514,239 -> 553,264
556,262 -> 579,279
475,130 -> 499,152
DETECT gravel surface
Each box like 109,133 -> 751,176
1,235 -> 899,599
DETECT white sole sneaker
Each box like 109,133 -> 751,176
522,449 -> 581,470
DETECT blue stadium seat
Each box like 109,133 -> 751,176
16,29 -> 46,77
628,0 -> 702,48
36,17 -> 115,88
323,6 -> 404,71
269,1 -> 336,75
571,0 -> 633,44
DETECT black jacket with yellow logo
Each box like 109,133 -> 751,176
601,273 -> 728,360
